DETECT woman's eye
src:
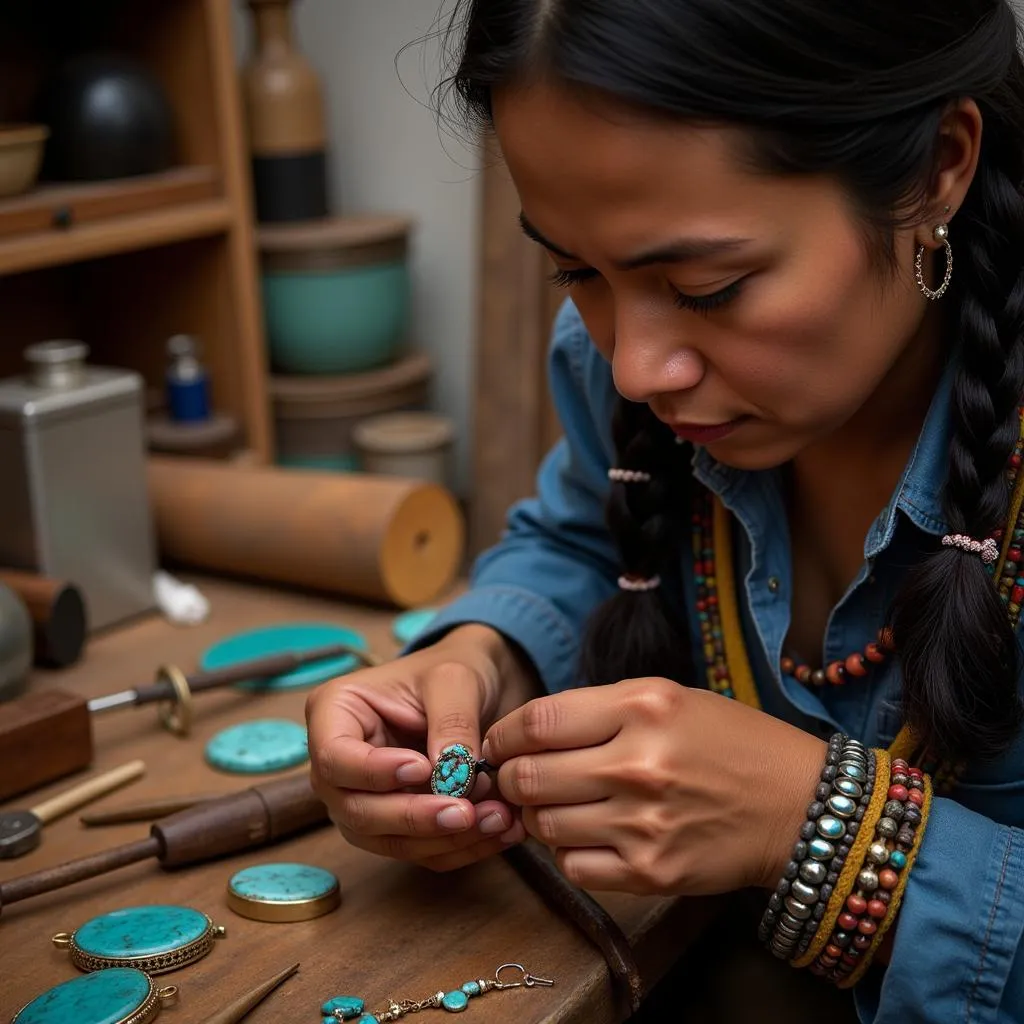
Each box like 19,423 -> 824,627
672,278 -> 745,315
548,266 -> 601,288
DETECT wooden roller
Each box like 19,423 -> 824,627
147,456 -> 465,608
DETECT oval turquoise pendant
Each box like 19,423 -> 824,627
11,967 -> 177,1024
228,862 -> 341,922
205,719 -> 309,774
430,744 -> 477,799
53,905 -> 225,975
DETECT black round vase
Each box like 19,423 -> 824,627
37,52 -> 175,181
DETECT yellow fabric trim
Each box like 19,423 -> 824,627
839,773 -> 934,989
713,496 -> 763,711
791,750 -> 892,969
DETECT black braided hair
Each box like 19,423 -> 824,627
578,399 -> 696,687
438,0 -> 1024,760
890,82 -> 1024,760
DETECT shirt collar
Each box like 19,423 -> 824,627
692,355 -> 957,553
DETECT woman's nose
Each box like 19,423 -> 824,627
611,314 -> 706,404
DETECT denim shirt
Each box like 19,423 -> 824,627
409,299 -> 1024,1023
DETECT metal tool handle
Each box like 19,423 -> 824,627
29,760 -> 146,825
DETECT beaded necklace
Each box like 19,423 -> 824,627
689,407 -> 1024,790
694,408 -> 1024,696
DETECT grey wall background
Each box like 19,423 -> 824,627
234,1 -> 482,496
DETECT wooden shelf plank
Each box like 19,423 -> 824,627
0,167 -> 221,241
0,199 -> 233,276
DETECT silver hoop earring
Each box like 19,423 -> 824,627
915,223 -> 953,300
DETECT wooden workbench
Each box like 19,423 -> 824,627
0,576 -> 718,1023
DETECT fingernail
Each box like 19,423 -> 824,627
478,812 -> 506,834
481,738 -> 493,762
396,762 -> 429,784
437,805 -> 470,830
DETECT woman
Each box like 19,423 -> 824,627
305,2 -> 1024,1019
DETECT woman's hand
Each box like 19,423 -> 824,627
305,624 -> 540,872
482,678 -> 827,896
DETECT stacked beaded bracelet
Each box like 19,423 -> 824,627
759,735 -> 875,960
791,752 -> 933,985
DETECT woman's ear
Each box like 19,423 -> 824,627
920,97 -> 983,244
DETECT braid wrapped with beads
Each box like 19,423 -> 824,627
890,66 -> 1024,763
578,397 -> 696,687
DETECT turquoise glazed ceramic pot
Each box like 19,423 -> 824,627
258,214 -> 413,375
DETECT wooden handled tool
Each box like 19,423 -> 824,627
0,773 -> 643,1012
0,642 -> 379,804
0,760 -> 145,859
206,962 -> 299,1024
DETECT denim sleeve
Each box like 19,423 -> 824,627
403,299 -> 621,694
853,797 -> 1024,1023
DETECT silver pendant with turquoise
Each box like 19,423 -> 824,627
430,744 -> 494,800
52,904 -> 226,975
10,966 -> 178,1024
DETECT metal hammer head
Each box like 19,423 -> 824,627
0,811 -> 42,859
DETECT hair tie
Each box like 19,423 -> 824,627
618,574 -> 661,592
608,468 -> 652,483
941,533 -> 999,564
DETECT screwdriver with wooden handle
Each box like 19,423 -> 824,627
0,760 -> 145,859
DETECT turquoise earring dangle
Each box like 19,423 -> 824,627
320,963 -> 554,1022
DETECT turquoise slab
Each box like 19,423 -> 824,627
200,623 -> 369,692
321,994 -> 365,1018
230,863 -> 338,902
13,967 -> 151,1024
75,905 -> 208,959
391,608 -> 438,645
431,743 -> 475,799
205,719 -> 308,774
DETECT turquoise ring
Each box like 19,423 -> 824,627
429,744 -> 495,800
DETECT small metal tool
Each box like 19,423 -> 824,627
0,760 -> 145,859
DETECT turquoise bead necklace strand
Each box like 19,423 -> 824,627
320,963 -> 554,1022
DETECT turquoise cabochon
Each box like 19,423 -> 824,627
391,608 -> 438,646
228,862 -> 338,902
205,719 -> 309,774
74,905 -> 209,959
13,967 -> 152,1024
199,622 -> 369,691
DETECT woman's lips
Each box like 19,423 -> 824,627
669,417 -> 748,443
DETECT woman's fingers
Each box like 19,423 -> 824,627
496,744 -> 614,806
522,801 -> 611,848
484,688 -> 622,764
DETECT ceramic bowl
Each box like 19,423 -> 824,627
0,124 -> 48,198
258,214 -> 413,375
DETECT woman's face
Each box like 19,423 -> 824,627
491,81 -> 941,470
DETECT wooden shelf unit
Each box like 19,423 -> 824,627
0,0 -> 272,461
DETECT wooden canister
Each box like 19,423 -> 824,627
147,456 -> 465,607
271,350 -> 433,471
241,0 -> 328,222
0,570 -> 86,668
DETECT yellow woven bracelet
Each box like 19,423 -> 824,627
792,749 -> 891,970
839,772 -> 934,988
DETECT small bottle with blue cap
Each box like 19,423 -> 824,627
165,334 -> 210,423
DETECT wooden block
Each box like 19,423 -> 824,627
0,689 -> 92,803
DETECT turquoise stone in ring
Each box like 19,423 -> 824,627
56,905 -> 222,975
321,995 -> 365,1019
816,814 -> 845,840
12,967 -> 168,1024
431,743 -> 478,799
441,990 -> 470,1011
205,719 -> 309,774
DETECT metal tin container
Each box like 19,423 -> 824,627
0,341 -> 156,631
